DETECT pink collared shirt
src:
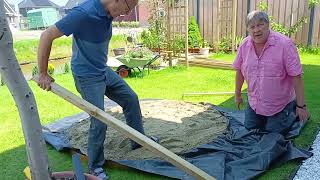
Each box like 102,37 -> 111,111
233,30 -> 303,116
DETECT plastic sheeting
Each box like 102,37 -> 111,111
43,105 -> 312,180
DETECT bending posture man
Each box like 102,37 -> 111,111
37,0 -> 158,179
233,11 -> 310,133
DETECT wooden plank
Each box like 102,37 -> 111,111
236,0 -> 242,36
208,0 -> 213,44
278,0 -> 286,25
312,5 -> 320,46
203,0 -> 208,42
301,0 -> 310,45
316,6 -> 320,46
295,0 -> 304,43
272,0 -> 280,23
228,0 -> 233,36
291,0 -> 299,41
268,0 -> 274,15
232,0 -> 237,52
199,0 -> 204,41
241,0 -> 248,36
284,0 -> 293,29
221,0 -> 225,38
33,79 -> 216,180
250,0 -> 256,10
212,0 -> 218,42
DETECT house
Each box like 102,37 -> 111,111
18,0 -> 60,17
4,0 -> 20,29
64,0 -> 150,26
63,0 -> 85,14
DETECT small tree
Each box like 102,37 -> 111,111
188,16 -> 203,48
0,1 -> 51,179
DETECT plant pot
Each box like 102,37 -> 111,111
113,48 -> 126,56
199,48 -> 210,58
51,171 -> 99,180
188,48 -> 200,53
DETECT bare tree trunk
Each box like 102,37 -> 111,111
0,1 -> 51,179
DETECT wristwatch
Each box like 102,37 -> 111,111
296,104 -> 307,109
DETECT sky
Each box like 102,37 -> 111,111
7,0 -> 69,6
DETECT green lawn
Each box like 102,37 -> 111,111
14,35 -> 127,64
0,54 -> 319,179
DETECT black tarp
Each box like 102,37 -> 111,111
43,105 -> 312,180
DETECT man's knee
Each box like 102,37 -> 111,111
127,91 -> 139,105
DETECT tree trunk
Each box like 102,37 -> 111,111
0,1 -> 51,179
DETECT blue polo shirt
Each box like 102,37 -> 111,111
55,0 -> 112,77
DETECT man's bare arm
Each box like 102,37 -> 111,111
235,70 -> 244,109
37,25 -> 64,90
293,75 -> 309,121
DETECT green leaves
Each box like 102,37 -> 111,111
188,16 -> 203,48
258,1 -> 308,37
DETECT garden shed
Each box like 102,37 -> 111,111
27,8 -> 58,29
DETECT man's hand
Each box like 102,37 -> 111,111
235,94 -> 243,110
38,73 -> 55,91
296,106 -> 310,122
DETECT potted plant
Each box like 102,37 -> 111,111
188,16 -> 202,53
200,41 -> 210,58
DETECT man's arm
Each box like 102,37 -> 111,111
293,75 -> 309,121
37,25 -> 64,91
235,70 -> 244,110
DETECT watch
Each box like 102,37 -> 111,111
296,104 -> 306,109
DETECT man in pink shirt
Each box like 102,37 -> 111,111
233,11 -> 310,133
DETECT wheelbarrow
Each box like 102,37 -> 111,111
115,55 -> 160,78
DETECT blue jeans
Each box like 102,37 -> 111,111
244,100 -> 297,134
73,67 -> 145,170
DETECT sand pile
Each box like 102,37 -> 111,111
66,100 -> 228,160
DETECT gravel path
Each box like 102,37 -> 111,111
294,132 -> 319,180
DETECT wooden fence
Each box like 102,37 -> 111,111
181,0 -> 320,46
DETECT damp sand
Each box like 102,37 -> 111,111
66,100 -> 228,160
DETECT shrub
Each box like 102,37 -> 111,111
64,63 -> 70,74
258,1 -> 307,37
32,65 -> 39,77
216,36 -> 244,53
297,45 -> 320,54
113,21 -> 139,28
188,16 -> 203,48
48,64 -> 55,76
0,76 -> 5,86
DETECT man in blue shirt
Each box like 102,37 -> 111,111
37,0 -> 157,179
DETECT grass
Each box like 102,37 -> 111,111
14,35 -> 127,64
0,54 -> 319,179
209,51 -> 320,64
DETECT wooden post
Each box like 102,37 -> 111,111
0,1 -> 51,180
307,5 -> 315,46
185,0 -> 189,68
32,79 -> 216,180
232,0 -> 238,53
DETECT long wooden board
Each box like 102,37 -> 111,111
33,78 -> 216,180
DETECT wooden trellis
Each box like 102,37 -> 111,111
166,0 -> 189,66
167,0 -> 237,53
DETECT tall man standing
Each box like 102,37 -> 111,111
233,11 -> 310,133
37,0 -> 157,179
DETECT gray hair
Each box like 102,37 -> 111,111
246,11 -> 269,27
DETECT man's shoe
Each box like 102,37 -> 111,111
89,168 -> 109,180
131,135 -> 160,150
